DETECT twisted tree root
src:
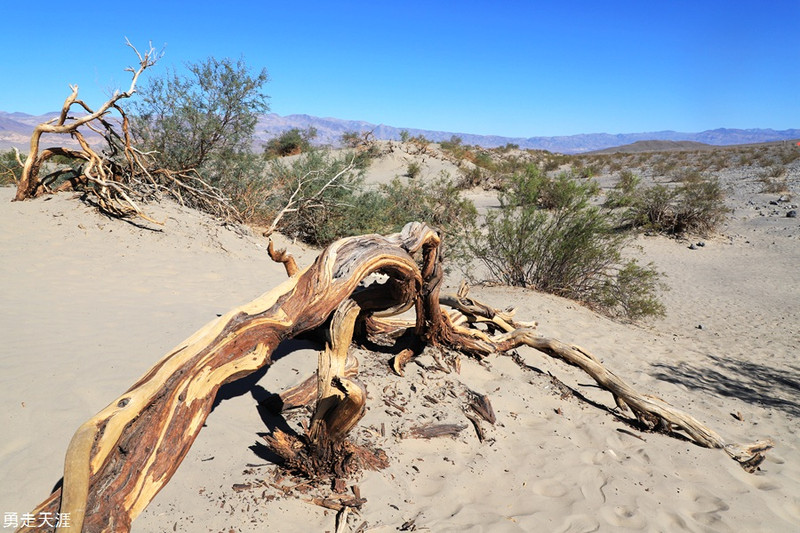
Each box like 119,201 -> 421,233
19,222 -> 771,533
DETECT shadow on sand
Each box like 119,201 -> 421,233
651,354 -> 800,418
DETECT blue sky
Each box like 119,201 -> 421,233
2,1 -> 797,137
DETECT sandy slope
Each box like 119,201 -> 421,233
0,183 -> 798,533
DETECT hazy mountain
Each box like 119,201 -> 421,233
2,110 -> 798,154
253,114 -> 800,154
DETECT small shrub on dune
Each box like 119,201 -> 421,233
263,150 -> 476,248
377,174 -> 478,264
261,149 -> 365,244
626,178 -> 729,235
263,127 -> 317,159
604,170 -> 641,209
1,149 -> 25,186
465,166 -> 664,320
778,145 -> 800,165
406,161 -> 422,179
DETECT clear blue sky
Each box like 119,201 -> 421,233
2,1 -> 797,137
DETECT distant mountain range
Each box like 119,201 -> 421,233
2,110 -> 798,155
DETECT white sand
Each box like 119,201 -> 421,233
1,180 -> 798,532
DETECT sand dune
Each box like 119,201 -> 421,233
0,180 -> 798,532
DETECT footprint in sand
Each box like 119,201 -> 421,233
690,491 -> 730,513
578,467 -> 608,506
532,478 -> 569,498
752,478 -> 781,491
599,505 -> 646,529
689,490 -> 730,526
555,513 -> 601,533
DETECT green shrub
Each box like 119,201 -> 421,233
573,164 -> 598,179
260,149 -> 364,244
439,135 -> 463,152
627,178 -> 728,235
465,167 -> 663,320
597,260 -> 666,320
264,127 -> 317,159
406,161 -> 421,179
473,152 -> 495,171
604,170 -> 641,209
1,150 -> 25,186
629,184 -> 677,231
132,56 -> 269,177
668,168 -> 705,184
673,179 -> 729,234
262,150 -> 476,248
378,174 -> 477,237
340,130 -> 362,148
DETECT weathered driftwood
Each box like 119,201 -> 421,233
19,222 -> 772,533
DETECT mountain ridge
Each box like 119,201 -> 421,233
1,110 -> 798,154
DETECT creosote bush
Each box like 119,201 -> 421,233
604,170 -> 641,209
465,166 -> 664,320
256,148 -> 476,248
132,56 -> 270,179
623,178 -> 729,235
264,127 -> 317,159
405,161 -> 421,179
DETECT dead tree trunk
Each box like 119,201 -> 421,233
18,223 -> 772,533
11,42 -> 239,224
14,41 -> 156,206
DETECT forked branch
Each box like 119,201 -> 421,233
18,223 -> 771,533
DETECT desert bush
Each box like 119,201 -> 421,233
202,152 -> 268,219
573,163 -> 598,179
597,260 -> 666,319
759,176 -> 788,194
131,56 -> 269,180
761,164 -> 787,180
260,148 -> 364,244
1,149 -> 24,186
439,135 -> 463,152
627,179 -> 728,235
264,127 -> 317,159
668,167 -> 706,184
607,159 -> 623,173
379,174 -> 477,238
738,151 -> 756,166
778,145 -> 800,165
498,143 -> 519,152
458,165 -> 484,189
263,149 -> 476,248
406,161 -> 422,179
465,167 -> 664,320
398,130 -> 410,142
672,179 -> 729,234
604,170 -> 641,209
340,130 -> 361,148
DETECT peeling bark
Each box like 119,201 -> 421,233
18,222 -> 772,532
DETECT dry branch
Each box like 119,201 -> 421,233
19,222 -> 771,532
11,42 -> 239,225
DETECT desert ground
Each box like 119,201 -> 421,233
1,144 -> 799,532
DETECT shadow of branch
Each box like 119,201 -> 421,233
651,354 -> 800,418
